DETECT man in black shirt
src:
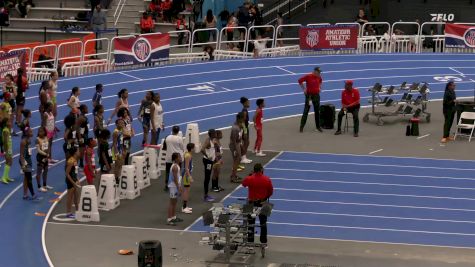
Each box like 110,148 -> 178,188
441,81 -> 456,143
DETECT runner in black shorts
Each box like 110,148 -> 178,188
65,146 -> 80,219
15,68 -> 28,130
138,91 -> 153,145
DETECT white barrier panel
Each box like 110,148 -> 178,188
144,147 -> 160,180
185,123 -> 200,153
157,138 -> 167,171
119,165 -> 140,200
76,185 -> 100,222
132,155 -> 151,189
98,174 -> 120,211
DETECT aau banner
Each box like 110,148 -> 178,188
299,25 -> 358,51
0,50 -> 26,82
445,23 -> 475,48
113,33 -> 170,66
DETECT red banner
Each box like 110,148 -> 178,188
299,25 -> 359,51
113,33 -> 170,66
0,50 -> 26,83
445,23 -> 475,48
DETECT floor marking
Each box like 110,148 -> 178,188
118,72 -> 143,80
273,187 -> 475,201
369,149 -> 383,154
276,66 -> 296,74
48,221 -> 204,233
272,158 -> 475,171
270,177 -> 475,191
417,134 -> 431,139
272,209 -> 475,224
227,196 -> 475,212
268,221 -> 475,237
449,67 -> 466,77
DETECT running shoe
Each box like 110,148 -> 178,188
2,178 -> 9,184
45,185 -> 54,190
212,187 -> 220,192
181,207 -> 192,214
166,220 -> 176,226
172,217 -> 184,222
66,213 -> 75,219
204,195 -> 215,202
218,186 -> 225,192
39,187 -> 47,192
49,159 -> 59,163
256,152 -> 266,157
6,177 -> 14,182
440,138 -> 448,143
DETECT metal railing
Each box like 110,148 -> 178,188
113,0 -> 127,26
3,21 -> 475,79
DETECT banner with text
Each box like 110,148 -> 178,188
0,50 -> 26,82
445,23 -> 475,49
299,25 -> 358,51
113,33 -> 170,66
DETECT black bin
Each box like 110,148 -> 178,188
138,240 -> 162,267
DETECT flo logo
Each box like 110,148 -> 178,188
464,28 -> 475,47
133,38 -> 151,63
430,13 -> 454,22
306,30 -> 319,48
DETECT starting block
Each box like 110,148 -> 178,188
76,185 -> 100,222
98,174 -> 120,211
143,146 -> 160,180
119,165 -> 140,200
185,123 -> 201,153
132,155 -> 151,189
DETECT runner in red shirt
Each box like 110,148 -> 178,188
253,98 -> 265,157
335,80 -> 360,137
298,67 -> 323,133
242,163 -> 273,244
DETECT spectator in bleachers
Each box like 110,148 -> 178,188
276,12 -> 284,47
225,15 -> 237,49
14,68 -> 28,130
90,0 -> 99,12
175,14 -> 187,44
148,0 -> 162,21
161,0 -> 172,22
140,12 -> 154,34
218,9 -> 229,28
355,8 -> 368,26
252,35 -> 269,58
90,4 -> 106,49
15,0 -> 32,18
248,4 -> 263,39
237,1 -> 251,40
203,9 -> 217,42
171,0 -> 184,18
0,6 -> 9,27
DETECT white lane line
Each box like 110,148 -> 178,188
275,66 -> 296,74
265,167 -> 475,182
47,222 -> 203,233
0,184 -> 23,209
449,67 -> 466,77
274,187 -> 475,201
227,196 -> 475,212
268,221 -> 475,237
369,149 -> 383,155
272,209 -> 475,224
272,158 -> 475,171
270,177 -> 475,191
417,134 -> 431,140
118,72 -> 143,80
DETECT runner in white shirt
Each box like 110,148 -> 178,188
150,92 -> 164,145
167,152 -> 183,226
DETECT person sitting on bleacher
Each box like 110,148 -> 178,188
15,0 -> 33,18
140,12 -> 154,34
160,0 -> 173,22
335,80 -> 360,137
148,0 -> 162,21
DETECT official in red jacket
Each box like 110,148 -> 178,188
335,80 -> 360,137
298,67 -> 323,132
140,12 -> 155,34
242,163 -> 273,244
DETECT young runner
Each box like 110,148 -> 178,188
167,152 -> 183,226
84,138 -> 97,185
112,119 -> 125,182
2,118 -> 13,184
93,104 -> 105,138
20,127 -> 36,200
98,129 -> 113,176
67,87 -> 81,110
211,130 -> 224,192
42,103 -> 57,164
138,91 -> 154,145
36,126 -> 51,192
2,76 -> 17,136
182,143 -> 194,214
65,147 -> 81,219
253,98 -> 266,156
240,97 -> 252,164
201,129 -> 216,202
150,92 -> 164,145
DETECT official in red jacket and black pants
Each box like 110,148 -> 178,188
335,80 -> 360,137
298,67 -> 323,132
242,163 -> 273,245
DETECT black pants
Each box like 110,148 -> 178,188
337,105 -> 360,133
24,171 -> 35,196
203,158 -> 213,196
300,94 -> 320,130
165,162 -> 172,188
443,108 -> 456,138
247,201 -> 268,244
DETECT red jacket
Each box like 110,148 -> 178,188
341,88 -> 360,107
140,16 -> 154,31
161,0 -> 172,11
242,173 -> 273,201
298,73 -> 322,95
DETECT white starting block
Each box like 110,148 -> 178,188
132,155 -> 151,189
144,146 -> 160,180
185,123 -> 201,153
157,138 -> 167,172
119,165 -> 141,200
97,174 -> 120,211
76,185 -> 100,222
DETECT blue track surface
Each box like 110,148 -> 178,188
1,53 -> 475,266
189,151 -> 475,248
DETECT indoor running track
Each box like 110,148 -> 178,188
190,151 -> 475,249
1,53 -> 475,267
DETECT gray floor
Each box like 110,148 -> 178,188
46,100 -> 475,267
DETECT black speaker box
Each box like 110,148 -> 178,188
138,240 -> 162,267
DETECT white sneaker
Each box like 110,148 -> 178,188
45,185 -> 53,190
182,207 -> 192,214
256,152 -> 266,157
39,187 -> 47,192
240,156 -> 252,164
